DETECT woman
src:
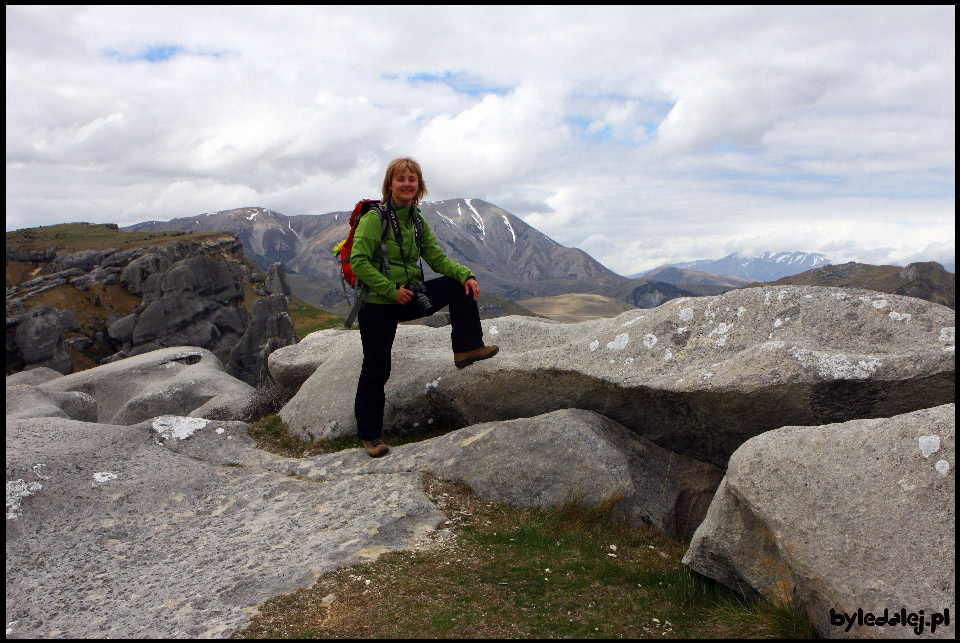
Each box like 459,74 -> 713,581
350,157 -> 498,457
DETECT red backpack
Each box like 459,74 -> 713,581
333,199 -> 385,289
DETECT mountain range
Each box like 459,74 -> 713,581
122,200 -> 952,311
123,200 -> 629,307
637,251 -> 832,282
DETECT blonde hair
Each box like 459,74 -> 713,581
381,157 -> 428,205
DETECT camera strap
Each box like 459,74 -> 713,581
383,200 -> 425,287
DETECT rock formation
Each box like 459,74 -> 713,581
5,396 -> 719,637
7,233 -> 297,386
226,294 -> 298,386
683,404 -> 955,639
9,305 -> 74,374
5,415 -> 444,638
273,285 -> 955,467
263,261 -> 292,300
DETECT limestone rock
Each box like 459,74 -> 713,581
3,404 -> 721,638
37,346 -> 254,424
226,294 -> 298,386
7,233 -> 279,385
361,409 -> 723,540
5,416 -> 443,638
11,305 -> 73,374
5,366 -> 64,387
264,262 -> 292,299
6,384 -> 97,422
267,328 -> 357,389
119,252 -> 167,296
118,254 -> 250,366
682,404 -> 955,639
277,286 -> 955,466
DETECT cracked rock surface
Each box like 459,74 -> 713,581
5,417 -> 443,639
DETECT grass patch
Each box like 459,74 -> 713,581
232,475 -> 817,639
246,414 -> 362,458
286,295 -> 345,336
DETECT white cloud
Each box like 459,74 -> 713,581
4,5 -> 954,275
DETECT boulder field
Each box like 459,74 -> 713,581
5,284 -> 955,638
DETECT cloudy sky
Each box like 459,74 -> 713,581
6,5 -> 955,275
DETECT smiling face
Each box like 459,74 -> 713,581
382,157 -> 427,207
390,167 -> 419,207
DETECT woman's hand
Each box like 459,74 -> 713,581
464,278 -> 480,300
397,286 -> 414,304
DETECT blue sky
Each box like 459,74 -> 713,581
5,5 -> 955,274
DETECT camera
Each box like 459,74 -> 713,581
405,282 -> 433,315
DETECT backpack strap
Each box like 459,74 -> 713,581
344,205 -> 393,329
373,204 -> 393,280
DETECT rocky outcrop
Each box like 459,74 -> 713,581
683,404 -> 955,639
273,286 -> 955,467
5,415 -> 444,638
4,284 -> 955,639
226,294 -> 298,386
108,253 -> 249,366
263,261 -> 292,299
7,234 -> 299,385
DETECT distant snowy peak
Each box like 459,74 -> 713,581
420,198 -> 529,249
751,251 -> 830,268
674,251 -> 832,282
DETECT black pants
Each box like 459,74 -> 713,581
355,276 -> 484,440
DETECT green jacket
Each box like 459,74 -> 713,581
349,203 -> 474,304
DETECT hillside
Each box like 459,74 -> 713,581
753,261 -> 955,309
641,265 -> 754,289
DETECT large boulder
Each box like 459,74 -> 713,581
682,404 -> 955,639
267,327 -> 357,389
5,416 -> 443,638
9,305 -> 73,374
344,408 -> 724,540
35,346 -> 254,424
275,286 -> 955,467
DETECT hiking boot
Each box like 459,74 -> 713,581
454,345 -> 499,369
362,438 -> 390,458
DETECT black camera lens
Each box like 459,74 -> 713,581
406,282 -> 433,315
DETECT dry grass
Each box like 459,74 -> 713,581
518,293 -> 638,323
